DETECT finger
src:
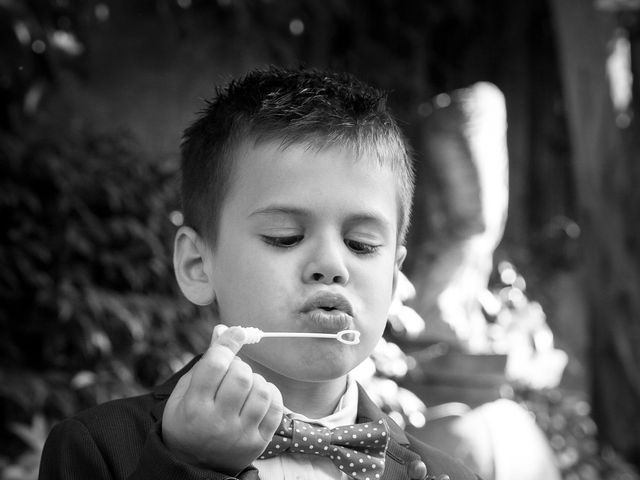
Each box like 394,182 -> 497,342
168,368 -> 193,402
161,368 -> 193,425
211,323 -> 229,342
210,325 -> 246,354
161,368 -> 197,436
186,325 -> 247,399
214,357 -> 254,414
239,374 -> 272,424
258,383 -> 284,441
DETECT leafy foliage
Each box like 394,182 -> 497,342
0,120 -> 211,465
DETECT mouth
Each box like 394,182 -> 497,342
301,292 -> 354,331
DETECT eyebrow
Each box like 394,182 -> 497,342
249,205 -> 394,232
249,206 -> 309,218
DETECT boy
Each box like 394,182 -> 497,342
39,67 -> 480,480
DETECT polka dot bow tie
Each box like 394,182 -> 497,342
259,415 -> 390,480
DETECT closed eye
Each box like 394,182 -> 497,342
345,239 -> 380,255
262,235 -> 303,248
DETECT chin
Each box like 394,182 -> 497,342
292,351 -> 360,381
243,342 -> 367,382
262,354 -> 356,382
285,364 -> 352,383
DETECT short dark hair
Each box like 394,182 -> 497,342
180,66 -> 414,245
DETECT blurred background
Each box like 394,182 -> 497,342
1,0 -> 640,479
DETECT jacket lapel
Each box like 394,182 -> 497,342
356,383 -> 423,480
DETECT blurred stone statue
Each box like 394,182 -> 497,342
400,83 -> 564,480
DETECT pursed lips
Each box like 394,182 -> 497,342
301,292 -> 354,331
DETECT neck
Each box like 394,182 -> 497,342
242,358 -> 349,418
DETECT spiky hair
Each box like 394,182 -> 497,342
180,66 -> 414,244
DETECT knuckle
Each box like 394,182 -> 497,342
266,393 -> 284,419
251,373 -> 267,389
269,383 -> 284,406
230,361 -> 253,390
251,379 -> 272,403
234,374 -> 252,391
203,355 -> 229,374
236,357 -> 252,372
270,400 -> 284,418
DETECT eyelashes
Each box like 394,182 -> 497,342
261,235 -> 303,248
345,239 -> 379,255
261,235 -> 381,255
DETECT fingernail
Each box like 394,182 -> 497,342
211,324 -> 229,343
226,326 -> 246,344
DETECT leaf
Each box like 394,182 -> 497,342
8,414 -> 49,452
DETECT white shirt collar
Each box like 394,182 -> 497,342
283,375 -> 358,428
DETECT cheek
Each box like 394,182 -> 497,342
222,249 -> 275,292
222,262 -> 294,324
362,266 -> 395,310
357,280 -> 392,322
355,268 -> 395,340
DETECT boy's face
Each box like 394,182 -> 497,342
205,139 -> 406,383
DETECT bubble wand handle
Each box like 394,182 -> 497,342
240,327 -> 361,345
261,332 -> 337,339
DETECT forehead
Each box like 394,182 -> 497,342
224,139 -> 401,226
230,136 -> 393,181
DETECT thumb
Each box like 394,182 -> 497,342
186,325 -> 248,398
210,324 -> 247,356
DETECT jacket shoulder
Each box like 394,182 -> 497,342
45,393 -> 158,464
71,392 -> 157,435
40,393 -> 160,480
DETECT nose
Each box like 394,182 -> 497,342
302,237 -> 350,285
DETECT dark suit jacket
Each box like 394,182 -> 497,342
39,357 -> 480,480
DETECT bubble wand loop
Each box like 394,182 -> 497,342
240,327 -> 361,345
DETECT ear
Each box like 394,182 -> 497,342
391,245 -> 407,298
173,226 -> 216,306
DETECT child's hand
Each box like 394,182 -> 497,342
161,325 -> 284,475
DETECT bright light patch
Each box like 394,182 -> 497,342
13,21 -> 31,46
169,210 -> 184,227
95,3 -> 110,22
52,30 -> 84,55
31,39 -> 46,54
434,93 -> 451,108
606,28 -> 633,128
499,262 -> 517,285
289,18 -> 304,36
408,412 -> 426,429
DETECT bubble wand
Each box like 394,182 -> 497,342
239,327 -> 361,345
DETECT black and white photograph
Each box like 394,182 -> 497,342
1,1 -> 639,479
